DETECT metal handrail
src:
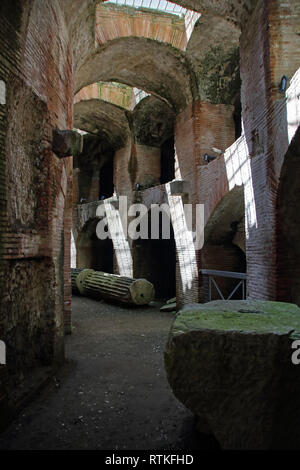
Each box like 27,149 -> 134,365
199,269 -> 247,301
199,269 -> 247,280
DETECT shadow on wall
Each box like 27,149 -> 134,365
160,135 -> 175,185
100,158 -> 114,199
277,125 -> 300,306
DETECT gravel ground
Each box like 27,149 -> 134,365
0,296 -> 219,451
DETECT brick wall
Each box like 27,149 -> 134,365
175,100 -> 235,200
277,126 -> 300,306
0,3 -> 297,420
199,244 -> 246,302
114,142 -> 161,198
75,82 -> 135,110
239,0 -> 300,301
72,1 -> 300,312
174,99 -> 235,304
64,168 -> 73,335
0,0 -> 73,414
268,0 -> 300,101
197,156 -> 230,226
95,3 -> 187,51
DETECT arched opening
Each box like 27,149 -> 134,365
130,94 -> 176,188
133,210 -> 176,300
75,36 -> 196,113
77,219 -> 114,273
74,133 -> 116,204
200,186 -> 246,301
277,126 -> 300,306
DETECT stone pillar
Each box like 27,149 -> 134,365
114,141 -> 161,198
239,1 -> 278,301
234,0 -> 300,301
173,100 -> 235,305
175,100 -> 235,204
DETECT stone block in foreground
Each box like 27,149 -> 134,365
164,300 -> 300,449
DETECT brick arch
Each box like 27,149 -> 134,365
66,0 -> 243,109
59,0 -> 255,29
186,12 -> 240,104
204,184 -> 245,248
75,36 -> 197,112
74,98 -> 130,148
96,2 -> 188,51
74,82 -> 136,110
74,88 -> 176,148
277,125 -> 300,306
131,95 -> 176,147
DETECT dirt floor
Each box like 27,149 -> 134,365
0,296 -> 219,451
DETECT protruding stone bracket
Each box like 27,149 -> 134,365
169,180 -> 190,196
52,129 -> 83,158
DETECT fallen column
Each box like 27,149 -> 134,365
71,268 -> 155,306
75,269 -> 95,295
71,268 -> 83,295
83,270 -> 155,306
71,268 -> 95,295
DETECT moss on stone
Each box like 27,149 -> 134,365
173,300 -> 300,338
196,46 -> 240,104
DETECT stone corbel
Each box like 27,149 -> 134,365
52,129 -> 83,158
169,180 -> 190,196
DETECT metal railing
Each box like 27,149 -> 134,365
106,0 -> 187,17
199,269 -> 247,301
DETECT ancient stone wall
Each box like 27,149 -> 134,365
174,100 -> 235,304
240,0 -> 300,301
277,126 -> 300,307
114,143 -> 161,198
0,0 -> 73,418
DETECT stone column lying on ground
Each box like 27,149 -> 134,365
71,268 -> 155,306
164,299 -> 300,450
71,268 -> 84,295
75,269 -> 95,295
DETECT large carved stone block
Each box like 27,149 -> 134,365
164,300 -> 300,449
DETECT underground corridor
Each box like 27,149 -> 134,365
0,296 -> 218,451
0,0 -> 300,452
